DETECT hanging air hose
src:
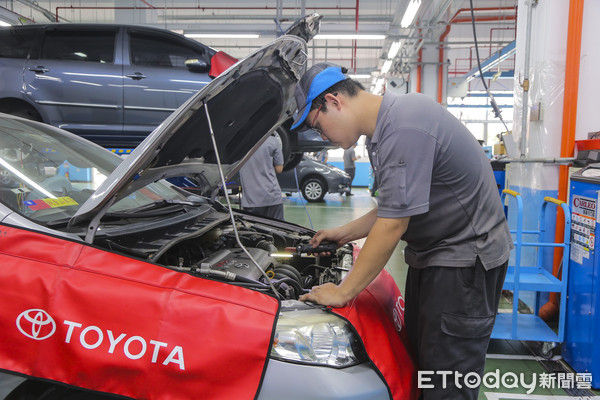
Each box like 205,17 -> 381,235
468,0 -> 511,133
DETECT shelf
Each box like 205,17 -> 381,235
494,190 -> 570,344
502,266 -> 564,292
492,313 -> 559,342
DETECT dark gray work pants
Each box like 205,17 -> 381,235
344,167 -> 356,194
405,258 -> 507,399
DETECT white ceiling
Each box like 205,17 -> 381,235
0,0 -> 518,92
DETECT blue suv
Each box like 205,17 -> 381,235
0,24 -> 215,147
0,16 -> 333,170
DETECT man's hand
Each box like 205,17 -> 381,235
301,216 -> 409,308
309,227 -> 351,257
299,283 -> 351,308
308,208 -> 379,256
310,227 -> 349,247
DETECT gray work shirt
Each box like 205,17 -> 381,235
366,92 -> 513,270
239,134 -> 284,208
343,148 -> 356,169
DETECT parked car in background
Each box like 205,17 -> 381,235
0,23 -> 216,147
277,156 -> 350,202
0,30 -> 417,400
0,16 -> 330,170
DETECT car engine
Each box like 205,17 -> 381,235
97,208 -> 354,300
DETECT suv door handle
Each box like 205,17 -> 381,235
28,66 -> 49,74
126,72 -> 147,80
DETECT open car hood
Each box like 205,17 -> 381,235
70,33 -> 310,227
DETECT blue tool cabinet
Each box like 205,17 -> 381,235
563,165 -> 600,388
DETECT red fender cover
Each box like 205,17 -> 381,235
332,269 -> 419,400
0,225 -> 279,400
209,51 -> 239,78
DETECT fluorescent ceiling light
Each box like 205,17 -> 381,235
0,21 -> 11,27
381,60 -> 393,74
314,34 -> 385,40
185,33 -> 259,39
387,41 -> 402,59
349,74 -> 371,79
401,0 -> 422,28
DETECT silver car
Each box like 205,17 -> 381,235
277,156 -> 350,202
0,26 -> 416,400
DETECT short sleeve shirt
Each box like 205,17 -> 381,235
366,92 -> 513,269
239,135 -> 284,208
343,148 -> 356,169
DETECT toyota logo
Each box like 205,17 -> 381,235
16,309 -> 56,340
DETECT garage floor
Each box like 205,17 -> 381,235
281,188 -> 600,400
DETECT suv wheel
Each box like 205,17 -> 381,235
283,152 -> 303,171
275,123 -> 297,171
301,178 -> 326,202
1,105 -> 42,122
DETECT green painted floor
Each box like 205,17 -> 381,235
280,188 -> 600,399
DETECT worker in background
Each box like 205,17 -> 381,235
291,62 -> 512,399
343,143 -> 360,196
239,133 -> 284,220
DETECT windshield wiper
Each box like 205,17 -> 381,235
45,217 -> 72,228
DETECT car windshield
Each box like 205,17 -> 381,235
0,116 -> 188,224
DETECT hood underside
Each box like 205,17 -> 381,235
70,34 -> 308,227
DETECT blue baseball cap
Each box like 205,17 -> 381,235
291,62 -> 348,131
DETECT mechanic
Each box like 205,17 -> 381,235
239,133 -> 285,220
292,62 -> 513,399
342,143 -> 360,196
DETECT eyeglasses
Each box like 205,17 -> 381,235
308,93 -> 337,136
309,104 -> 323,135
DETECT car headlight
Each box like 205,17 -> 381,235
270,302 -> 368,368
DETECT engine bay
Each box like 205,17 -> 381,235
96,208 -> 353,300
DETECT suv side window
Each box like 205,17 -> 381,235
0,28 -> 38,59
130,31 -> 205,68
41,30 -> 116,63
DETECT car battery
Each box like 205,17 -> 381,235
563,163 -> 600,388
